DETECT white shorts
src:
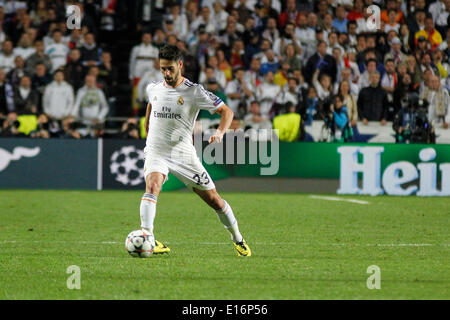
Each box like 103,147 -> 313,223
143,149 -> 216,191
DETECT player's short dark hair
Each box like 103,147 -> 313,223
158,44 -> 182,62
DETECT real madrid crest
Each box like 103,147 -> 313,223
177,96 -> 184,105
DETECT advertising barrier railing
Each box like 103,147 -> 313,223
0,138 -> 448,196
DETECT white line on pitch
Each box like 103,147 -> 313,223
308,195 -> 370,205
1,240 -> 448,247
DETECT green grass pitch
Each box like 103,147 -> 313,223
0,190 -> 448,299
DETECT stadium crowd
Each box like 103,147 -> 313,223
0,0 -> 449,143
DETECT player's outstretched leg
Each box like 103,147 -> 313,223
141,172 -> 170,254
193,188 -> 251,256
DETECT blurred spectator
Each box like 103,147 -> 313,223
168,4 -> 188,41
225,67 -> 254,114
229,39 -> 246,69
381,59 -> 398,119
98,51 -> 118,94
406,55 -> 422,87
152,28 -> 167,49
198,77 -> 228,120
80,33 -> 102,67
216,49 -> 232,82
358,58 -> 378,90
381,0 -> 405,25
433,50 -> 449,80
118,118 -> 140,139
420,75 -> 450,128
277,77 -> 305,114
199,55 -> 226,89
256,70 -> 281,118
206,78 -> 227,105
384,37 -> 407,65
25,40 -> 52,76
0,112 -> 25,137
42,70 -> 74,120
189,25 -> 211,68
212,2 -> 229,32
135,0 -> 165,34
137,58 -> 163,108
282,43 -> 302,71
304,40 -> 337,85
334,67 -> 359,96
72,75 -> 109,123
176,40 -> 199,82
67,29 -> 83,50
278,0 -> 301,28
0,68 -> 14,116
260,49 -> 280,76
295,13 -> 315,60
31,63 -> 52,111
262,17 -> 279,45
29,113 -> 50,139
60,116 -> 82,139
329,94 -> 353,142
190,6 -> 215,35
129,32 -> 158,82
394,73 -> 418,111
357,72 -> 388,125
338,79 -> 358,127
244,57 -> 262,90
87,66 -> 110,98
332,5 -> 348,33
312,66 -> 333,105
185,0 -> 200,26
13,75 -> 39,115
304,82 -> 319,125
64,49 -> 85,92
14,33 -> 35,60
129,32 -> 158,113
273,61 -> 290,88
7,55 -> 26,87
244,100 -> 272,130
0,40 -> 17,73
384,9 -> 401,35
414,16 -> 443,51
45,30 -> 69,72
273,102 -> 302,142
273,22 -> 301,58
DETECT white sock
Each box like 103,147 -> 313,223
215,200 -> 243,243
140,193 -> 157,241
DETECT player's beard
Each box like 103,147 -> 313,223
165,70 -> 181,87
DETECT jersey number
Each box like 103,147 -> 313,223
193,172 -> 210,185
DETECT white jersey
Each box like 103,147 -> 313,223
145,78 -> 224,157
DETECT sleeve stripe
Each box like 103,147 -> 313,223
213,105 -> 225,114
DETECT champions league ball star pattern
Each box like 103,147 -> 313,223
110,146 -> 145,186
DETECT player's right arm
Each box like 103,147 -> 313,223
144,102 -> 152,134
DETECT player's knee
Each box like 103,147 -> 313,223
146,180 -> 161,195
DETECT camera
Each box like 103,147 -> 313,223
394,96 -> 435,144
69,121 -> 81,130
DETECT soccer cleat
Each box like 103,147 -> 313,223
234,239 -> 251,257
153,239 -> 171,254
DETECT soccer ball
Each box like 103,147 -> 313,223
125,229 -> 155,258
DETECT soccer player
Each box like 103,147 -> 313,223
139,44 -> 251,256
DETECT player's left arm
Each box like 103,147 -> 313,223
209,104 -> 234,144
